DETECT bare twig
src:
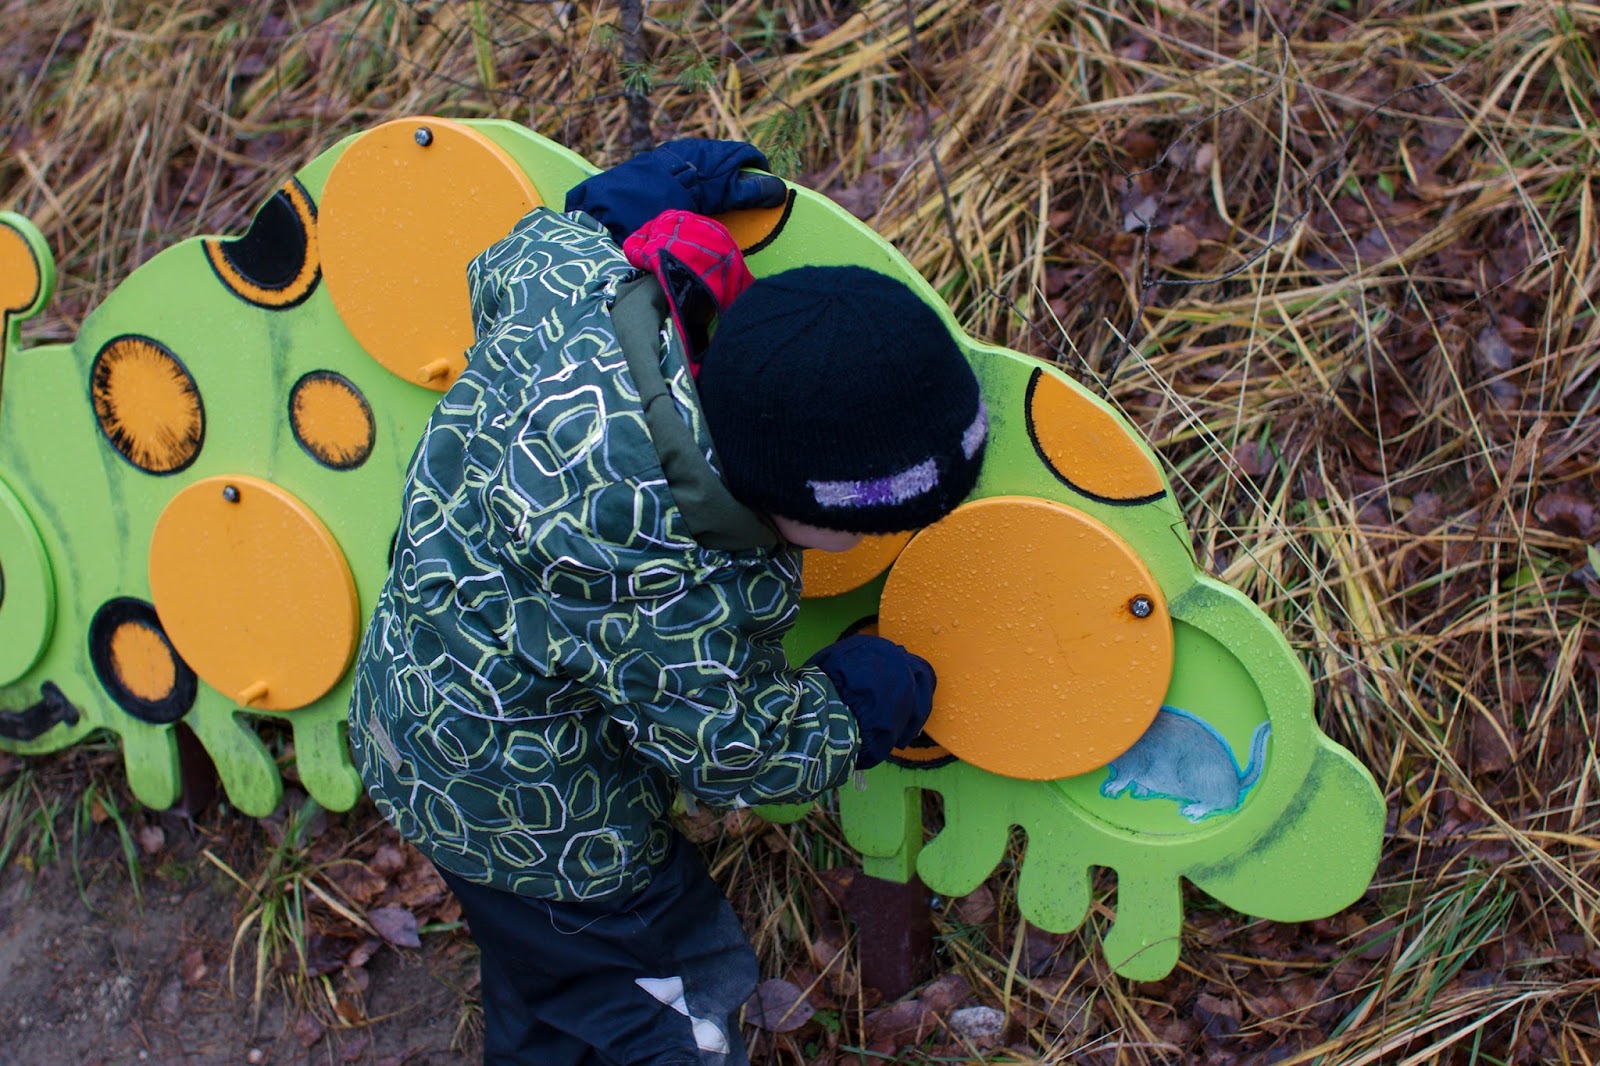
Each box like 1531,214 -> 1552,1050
617,0 -> 652,152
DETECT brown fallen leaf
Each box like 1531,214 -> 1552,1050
1121,129 -> 1161,163
863,999 -> 934,1054
1231,440 -> 1270,479
1153,223 -> 1199,265
179,946 -> 208,986
1472,708 -> 1519,776
437,896 -> 463,925
293,1012 -> 326,1049
809,932 -> 846,973
334,994 -> 367,1028
392,864 -> 448,909
370,843 -> 407,877
1123,193 -> 1160,232
1030,977 -> 1090,1034
1534,491 -> 1598,540
1021,925 -> 1073,977
369,905 -> 421,948
917,972 -> 972,1014
814,867 -> 857,911
953,884 -> 995,926
1193,992 -> 1241,1037
677,807 -> 721,844
347,938 -> 382,969
722,808 -> 764,838
333,862 -> 388,906
745,978 -> 814,1032
344,965 -> 372,995
304,932 -> 359,977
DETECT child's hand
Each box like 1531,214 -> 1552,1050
807,634 -> 936,770
564,139 -> 788,243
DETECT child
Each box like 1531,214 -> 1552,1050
348,140 -> 987,1065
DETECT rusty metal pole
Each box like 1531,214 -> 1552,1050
844,872 -> 936,999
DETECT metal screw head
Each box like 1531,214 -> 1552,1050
414,126 -> 434,147
1129,594 -> 1154,618
222,485 -> 241,503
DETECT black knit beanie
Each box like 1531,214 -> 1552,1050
696,265 -> 987,534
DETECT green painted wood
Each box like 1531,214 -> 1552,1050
0,121 -> 1383,982
184,700 -> 281,818
115,722 -> 182,810
0,473 -> 55,686
0,214 -> 60,693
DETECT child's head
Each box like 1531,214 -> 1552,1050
696,266 -> 987,547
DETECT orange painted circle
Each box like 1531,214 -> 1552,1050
91,336 -> 204,474
801,532 -> 913,599
290,371 -> 374,469
1,220 -> 43,315
879,496 -> 1173,781
1026,369 -> 1166,503
148,475 -> 358,711
716,190 -> 793,255
887,733 -> 957,770
319,117 -> 541,391
109,621 -> 177,702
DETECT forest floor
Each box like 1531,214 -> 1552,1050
0,749 -> 477,1065
4,0 -> 1600,1062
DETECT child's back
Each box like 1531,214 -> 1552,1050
349,139 -> 987,1065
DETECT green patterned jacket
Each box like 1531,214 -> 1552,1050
348,208 -> 860,900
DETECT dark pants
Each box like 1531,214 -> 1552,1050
437,834 -> 758,1066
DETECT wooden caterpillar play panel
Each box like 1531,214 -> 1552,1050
0,116 -> 1383,984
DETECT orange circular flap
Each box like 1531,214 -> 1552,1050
319,117 -> 541,391
148,475 -> 359,711
801,532 -> 913,599
1,220 -> 44,316
879,496 -> 1173,781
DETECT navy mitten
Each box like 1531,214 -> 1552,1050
564,139 -> 789,243
807,633 -> 936,770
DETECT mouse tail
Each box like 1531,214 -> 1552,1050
1238,721 -> 1272,791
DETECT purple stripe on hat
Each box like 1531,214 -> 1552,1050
962,403 -> 987,459
809,460 -> 939,509
806,404 -> 986,511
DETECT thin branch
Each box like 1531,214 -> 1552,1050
617,0 -> 652,152
904,0 -> 972,288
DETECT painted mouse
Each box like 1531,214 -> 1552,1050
1100,706 -> 1272,821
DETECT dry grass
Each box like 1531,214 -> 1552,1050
4,0 -> 1599,1061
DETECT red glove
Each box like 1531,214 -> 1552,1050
623,210 -> 754,372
